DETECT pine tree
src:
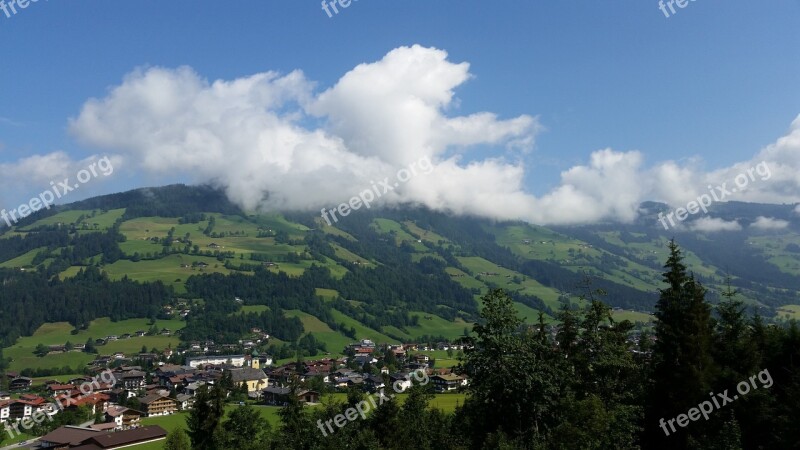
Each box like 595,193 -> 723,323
186,384 -> 225,450
646,240 -> 716,449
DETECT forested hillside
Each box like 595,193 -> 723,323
0,185 -> 799,371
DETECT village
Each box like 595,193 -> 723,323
0,338 -> 469,449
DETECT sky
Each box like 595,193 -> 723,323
1,0 -> 799,227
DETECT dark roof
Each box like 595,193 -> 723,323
230,367 -> 267,382
138,393 -> 175,405
84,425 -> 167,448
39,426 -> 105,446
263,386 -> 291,395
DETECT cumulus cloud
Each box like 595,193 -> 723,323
690,217 -> 743,232
68,46 -> 541,215
750,216 -> 790,230
1,44 -> 782,226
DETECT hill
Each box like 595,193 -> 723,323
1,184 -> 798,373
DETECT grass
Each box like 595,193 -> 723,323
329,309 -> 397,344
612,309 -> 654,324
322,392 -> 467,413
776,305 -> 800,320
239,305 -> 270,314
458,256 -> 567,311
402,221 -> 450,245
283,310 -> 352,356
315,288 -> 339,300
131,406 -> 284,449
406,312 -> 469,340
16,208 -> 125,231
0,247 -> 45,267
3,318 -> 185,372
371,219 -> 427,251
98,254 -> 233,294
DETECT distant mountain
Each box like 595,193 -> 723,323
1,184 -> 798,367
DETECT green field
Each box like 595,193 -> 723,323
383,312 -> 470,342
19,208 -> 125,231
371,218 -> 428,252
611,309 -> 654,324
131,405 -> 284,450
284,310 -> 352,356
457,256 -> 567,311
3,318 -> 185,372
776,305 -> 800,320
0,247 -> 45,268
99,254 -> 235,293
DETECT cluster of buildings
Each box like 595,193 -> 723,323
1,338 -> 469,447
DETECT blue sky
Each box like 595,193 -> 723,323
1,1 -> 799,225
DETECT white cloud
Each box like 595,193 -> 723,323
690,217 -> 742,232
750,216 -> 790,230
0,44 -> 780,226
0,152 -> 119,211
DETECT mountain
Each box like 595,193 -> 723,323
1,184 -> 799,373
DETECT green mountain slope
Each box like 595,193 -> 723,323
1,185 -> 798,373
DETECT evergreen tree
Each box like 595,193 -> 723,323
646,240 -> 716,449
186,384 -> 225,450
222,404 -> 272,450
456,289 -> 563,448
164,428 -> 191,450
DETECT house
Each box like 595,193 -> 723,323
175,393 -> 195,410
184,381 -> 206,396
7,395 -> 47,420
8,376 -> 32,391
389,373 -> 412,393
137,352 -> 158,364
261,387 -> 320,405
118,370 -> 147,390
364,375 -> 385,392
104,405 -> 143,430
47,384 -> 76,397
137,394 -> 178,417
431,374 -> 465,392
230,367 -> 269,393
57,393 -> 110,416
413,354 -> 430,363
